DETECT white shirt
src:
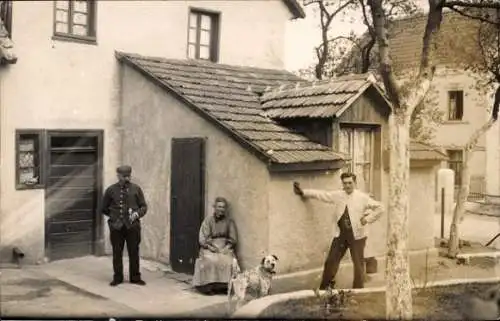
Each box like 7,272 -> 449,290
302,188 -> 384,240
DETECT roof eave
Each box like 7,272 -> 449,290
282,0 -> 306,19
268,159 -> 345,173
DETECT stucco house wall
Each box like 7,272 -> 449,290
0,0 -> 296,263
267,171 -> 342,273
119,64 -> 271,269
408,163 -> 441,250
430,70 -> 490,186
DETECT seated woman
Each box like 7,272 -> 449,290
192,197 -> 238,295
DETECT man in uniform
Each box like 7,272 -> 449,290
102,165 -> 148,286
293,172 -> 384,289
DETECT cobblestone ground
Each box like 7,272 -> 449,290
0,268 -> 136,318
0,257 -> 229,318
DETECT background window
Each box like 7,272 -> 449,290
446,149 -> 463,186
188,9 -> 220,62
339,127 -> 374,193
448,90 -> 464,121
16,130 -> 44,189
54,0 -> 96,41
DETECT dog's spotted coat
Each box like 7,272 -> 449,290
227,254 -> 279,313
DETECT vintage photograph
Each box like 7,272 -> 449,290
0,0 -> 499,319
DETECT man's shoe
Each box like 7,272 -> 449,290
109,279 -> 123,286
130,279 -> 146,286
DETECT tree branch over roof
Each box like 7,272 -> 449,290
419,0 -> 444,75
305,0 -> 358,79
368,0 -> 402,106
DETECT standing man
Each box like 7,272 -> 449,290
102,165 -> 148,286
293,172 -> 383,289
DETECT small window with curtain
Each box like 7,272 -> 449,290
53,0 -> 96,43
187,9 -> 220,62
16,130 -> 45,189
448,90 -> 464,121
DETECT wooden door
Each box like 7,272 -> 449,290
45,133 -> 102,261
170,138 -> 205,274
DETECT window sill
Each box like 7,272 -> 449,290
16,183 -> 45,191
52,34 -> 97,46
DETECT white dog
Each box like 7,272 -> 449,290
227,254 -> 279,313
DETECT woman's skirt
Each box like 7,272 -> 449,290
192,248 -> 235,287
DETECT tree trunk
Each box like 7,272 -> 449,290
386,111 -> 413,320
448,118 -> 496,257
447,152 -> 470,258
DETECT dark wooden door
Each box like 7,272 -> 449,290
45,134 -> 101,261
170,138 -> 205,274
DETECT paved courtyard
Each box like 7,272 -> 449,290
434,210 -> 500,248
1,250 -> 498,318
0,256 -> 228,318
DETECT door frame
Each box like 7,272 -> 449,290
43,129 -> 104,260
169,137 -> 206,273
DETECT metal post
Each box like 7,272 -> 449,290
441,187 -> 445,239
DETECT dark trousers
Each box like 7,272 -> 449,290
319,235 -> 366,290
110,225 -> 141,282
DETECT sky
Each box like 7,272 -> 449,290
284,0 -> 429,72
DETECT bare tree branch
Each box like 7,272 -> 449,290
443,0 -> 500,10
419,0 -> 444,76
306,0 -> 358,79
368,0 -> 402,107
447,6 -> 499,24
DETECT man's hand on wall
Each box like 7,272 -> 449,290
293,182 -> 304,197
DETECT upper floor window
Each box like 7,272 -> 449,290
0,1 -> 13,37
188,9 -> 220,62
53,0 -> 96,44
448,90 -> 464,121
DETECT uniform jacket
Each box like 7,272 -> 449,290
102,181 -> 148,230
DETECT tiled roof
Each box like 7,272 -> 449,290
410,141 -> 448,161
0,17 -> 16,64
342,11 -> 485,74
261,73 -> 389,119
116,52 -> 344,168
388,11 -> 483,71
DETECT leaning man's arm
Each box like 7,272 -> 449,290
302,189 -> 340,204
